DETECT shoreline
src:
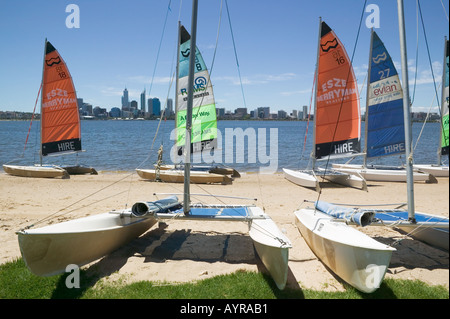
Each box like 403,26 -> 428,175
0,171 -> 448,292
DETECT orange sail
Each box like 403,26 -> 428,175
315,21 -> 361,159
41,40 -> 81,156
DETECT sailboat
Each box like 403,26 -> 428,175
414,37 -> 449,177
294,2 -> 448,295
291,19 -> 395,294
368,11 -> 449,251
283,20 -> 367,192
332,30 -> 436,183
3,40 -> 96,178
136,25 -> 237,184
17,1 -> 292,290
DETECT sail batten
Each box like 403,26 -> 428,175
176,25 -> 217,155
314,21 -> 361,160
41,40 -> 81,157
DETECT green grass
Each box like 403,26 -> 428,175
0,258 -> 448,299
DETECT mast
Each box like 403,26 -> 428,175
438,36 -> 448,165
363,29 -> 374,168
311,17 -> 322,168
175,20 -> 181,158
39,39 -> 47,166
397,0 -> 415,222
183,0 -> 198,215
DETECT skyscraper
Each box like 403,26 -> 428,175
165,98 -> 173,116
140,90 -> 146,112
152,97 -> 161,116
121,87 -> 129,109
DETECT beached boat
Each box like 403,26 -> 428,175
295,6 -> 448,295
17,2 -> 292,290
3,164 -> 69,179
132,198 -> 291,290
2,40 -> 96,178
136,167 -> 232,184
332,30 -> 435,183
62,165 -> 98,175
17,203 -> 161,276
282,20 -> 367,191
294,202 -> 395,293
292,19 -> 395,293
413,38 -> 449,177
159,164 -> 240,178
283,167 -> 366,192
371,209 -> 449,251
137,22 -> 239,183
332,163 -> 436,182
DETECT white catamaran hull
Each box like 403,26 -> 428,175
136,168 -> 232,184
413,164 -> 449,177
17,212 -> 156,276
159,164 -> 240,178
3,164 -> 69,179
369,210 -> 449,251
247,207 -> 292,290
146,203 -> 292,290
282,168 -> 367,191
295,208 -> 395,293
332,164 -> 436,182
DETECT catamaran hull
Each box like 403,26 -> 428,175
413,165 -> 449,177
159,164 -> 240,178
248,207 -> 291,290
371,210 -> 449,251
17,212 -> 156,276
63,165 -> 98,175
332,164 -> 436,182
397,225 -> 449,251
3,164 -> 69,179
282,168 -> 367,191
136,169 -> 232,184
295,208 -> 395,293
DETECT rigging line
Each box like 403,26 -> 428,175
417,0 -> 441,112
136,69 -> 177,170
417,0 -> 449,149
23,82 -> 42,156
413,82 -> 441,152
301,69 -> 317,165
225,0 -> 247,109
411,0 -> 420,105
148,0 -> 173,97
152,181 -> 283,242
319,0 -> 367,177
440,0 -> 449,22
22,172 -> 137,229
192,0 -> 222,120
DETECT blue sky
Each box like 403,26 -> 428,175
0,0 -> 448,114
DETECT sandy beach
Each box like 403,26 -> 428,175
0,171 -> 448,292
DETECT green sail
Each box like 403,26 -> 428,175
176,25 -> 217,153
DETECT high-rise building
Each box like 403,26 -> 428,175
121,87 -> 129,109
302,105 -> 308,120
140,90 -> 146,112
257,107 -> 270,119
165,98 -> 173,116
147,98 -> 153,115
152,97 -> 161,116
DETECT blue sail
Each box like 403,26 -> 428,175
366,31 -> 405,159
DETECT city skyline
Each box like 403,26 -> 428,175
0,1 -> 448,115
